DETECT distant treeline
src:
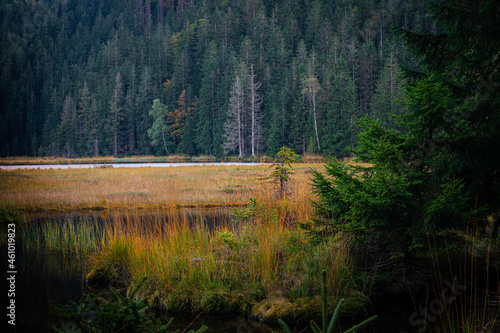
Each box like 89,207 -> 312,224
0,0 -> 431,158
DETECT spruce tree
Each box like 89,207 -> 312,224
322,57 -> 359,157
59,94 -> 76,158
109,71 -> 124,156
77,81 -> 91,156
148,99 -> 170,155
394,0 -> 500,235
196,41 -> 220,156
371,52 -> 405,129
308,0 -> 500,261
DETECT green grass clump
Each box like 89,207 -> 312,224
0,206 -> 20,219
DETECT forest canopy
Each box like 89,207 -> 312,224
0,0 -> 430,158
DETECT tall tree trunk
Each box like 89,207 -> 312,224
312,96 -> 320,151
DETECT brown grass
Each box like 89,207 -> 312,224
0,164 -> 324,216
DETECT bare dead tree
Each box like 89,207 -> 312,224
248,64 -> 263,157
224,75 -> 245,157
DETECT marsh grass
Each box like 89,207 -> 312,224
0,164 -> 323,212
65,206 -> 358,316
0,155 -> 217,165
0,154 -> 324,166
11,161 -> 360,321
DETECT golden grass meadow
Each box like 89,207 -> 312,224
0,163 -> 320,213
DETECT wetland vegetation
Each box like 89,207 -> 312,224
3,163 -> 371,332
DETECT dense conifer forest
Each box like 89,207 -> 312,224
0,0 -> 431,158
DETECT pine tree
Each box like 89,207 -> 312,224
308,0 -> 500,262
263,146 -> 300,199
394,0 -> 500,231
77,81 -> 91,156
179,96 -> 197,156
322,57 -> 359,157
308,82 -> 467,259
305,0 -> 326,48
173,46 -> 192,92
267,87 -> 289,156
124,64 -> 137,152
196,41 -> 220,156
371,52 -> 405,128
137,67 -> 152,154
167,90 -> 189,150
89,97 -> 100,156
109,71 -> 124,156
357,41 -> 378,115
148,99 -> 170,155
59,94 -> 76,157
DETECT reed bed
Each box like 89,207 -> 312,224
22,218 -> 105,257
33,208 -> 359,317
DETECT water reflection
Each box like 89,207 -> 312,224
23,208 -> 238,233
15,249 -> 88,333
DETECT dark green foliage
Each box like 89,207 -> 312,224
0,0 -> 431,157
308,0 -> 500,260
321,57 -> 359,157
50,277 -> 208,333
371,52 -> 406,129
395,0 -> 500,229
231,197 -> 263,223
148,99 -> 171,154
306,82 -> 468,257
0,206 -> 22,224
